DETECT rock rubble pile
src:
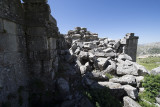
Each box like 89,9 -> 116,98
61,27 -> 150,107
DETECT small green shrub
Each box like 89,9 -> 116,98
84,88 -> 122,107
105,73 -> 113,79
138,74 -> 160,107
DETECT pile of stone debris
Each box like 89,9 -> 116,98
59,27 -> 153,107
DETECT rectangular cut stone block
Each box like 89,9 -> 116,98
36,50 -> 51,60
0,34 -> 18,52
3,52 -> 22,65
26,27 -> 46,36
3,19 -> 17,35
28,36 -> 48,51
49,38 -> 56,50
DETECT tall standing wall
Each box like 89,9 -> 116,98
0,0 -> 60,106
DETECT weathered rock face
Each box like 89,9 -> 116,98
123,96 -> 142,107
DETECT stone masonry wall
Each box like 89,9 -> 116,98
124,33 -> 139,62
0,0 -> 59,106
0,0 -> 29,106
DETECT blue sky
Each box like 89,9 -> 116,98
48,0 -> 160,44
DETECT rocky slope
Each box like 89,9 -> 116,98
137,42 -> 160,56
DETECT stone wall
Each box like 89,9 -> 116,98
0,0 -> 28,106
0,0 -> 59,106
124,33 -> 139,62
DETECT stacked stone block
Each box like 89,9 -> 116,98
0,0 -> 28,106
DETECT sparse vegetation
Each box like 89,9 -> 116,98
137,56 -> 160,71
138,74 -> 160,107
105,73 -> 113,79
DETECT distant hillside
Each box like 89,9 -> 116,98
137,42 -> 160,56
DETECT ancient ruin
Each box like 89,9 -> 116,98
1,0 -> 158,107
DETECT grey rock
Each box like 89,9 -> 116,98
87,71 -> 109,81
113,40 -> 120,49
72,34 -> 81,39
135,76 -> 144,87
103,48 -> 113,53
122,85 -> 138,99
57,78 -> 70,94
79,51 -> 88,59
156,97 -> 160,105
104,38 -> 108,44
139,88 -> 145,93
123,96 -> 142,107
120,38 -> 127,45
98,82 -> 122,89
98,82 -> 126,99
80,66 -> 87,74
117,60 -> 138,76
95,52 -> 116,58
118,54 -> 132,61
74,47 -> 81,55
151,67 -> 160,75
103,60 -> 116,74
109,75 -> 137,85
97,57 -> 110,70
136,64 -> 149,76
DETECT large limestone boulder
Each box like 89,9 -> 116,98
118,53 -> 132,61
103,48 -> 113,53
79,51 -> 88,59
98,82 -> 122,89
97,57 -> 110,70
151,67 -> 160,75
122,85 -> 138,99
116,60 -> 138,76
87,71 -> 109,81
136,64 -> 149,76
123,96 -> 142,107
109,75 -> 137,86
103,60 -> 116,74
98,82 -> 126,99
